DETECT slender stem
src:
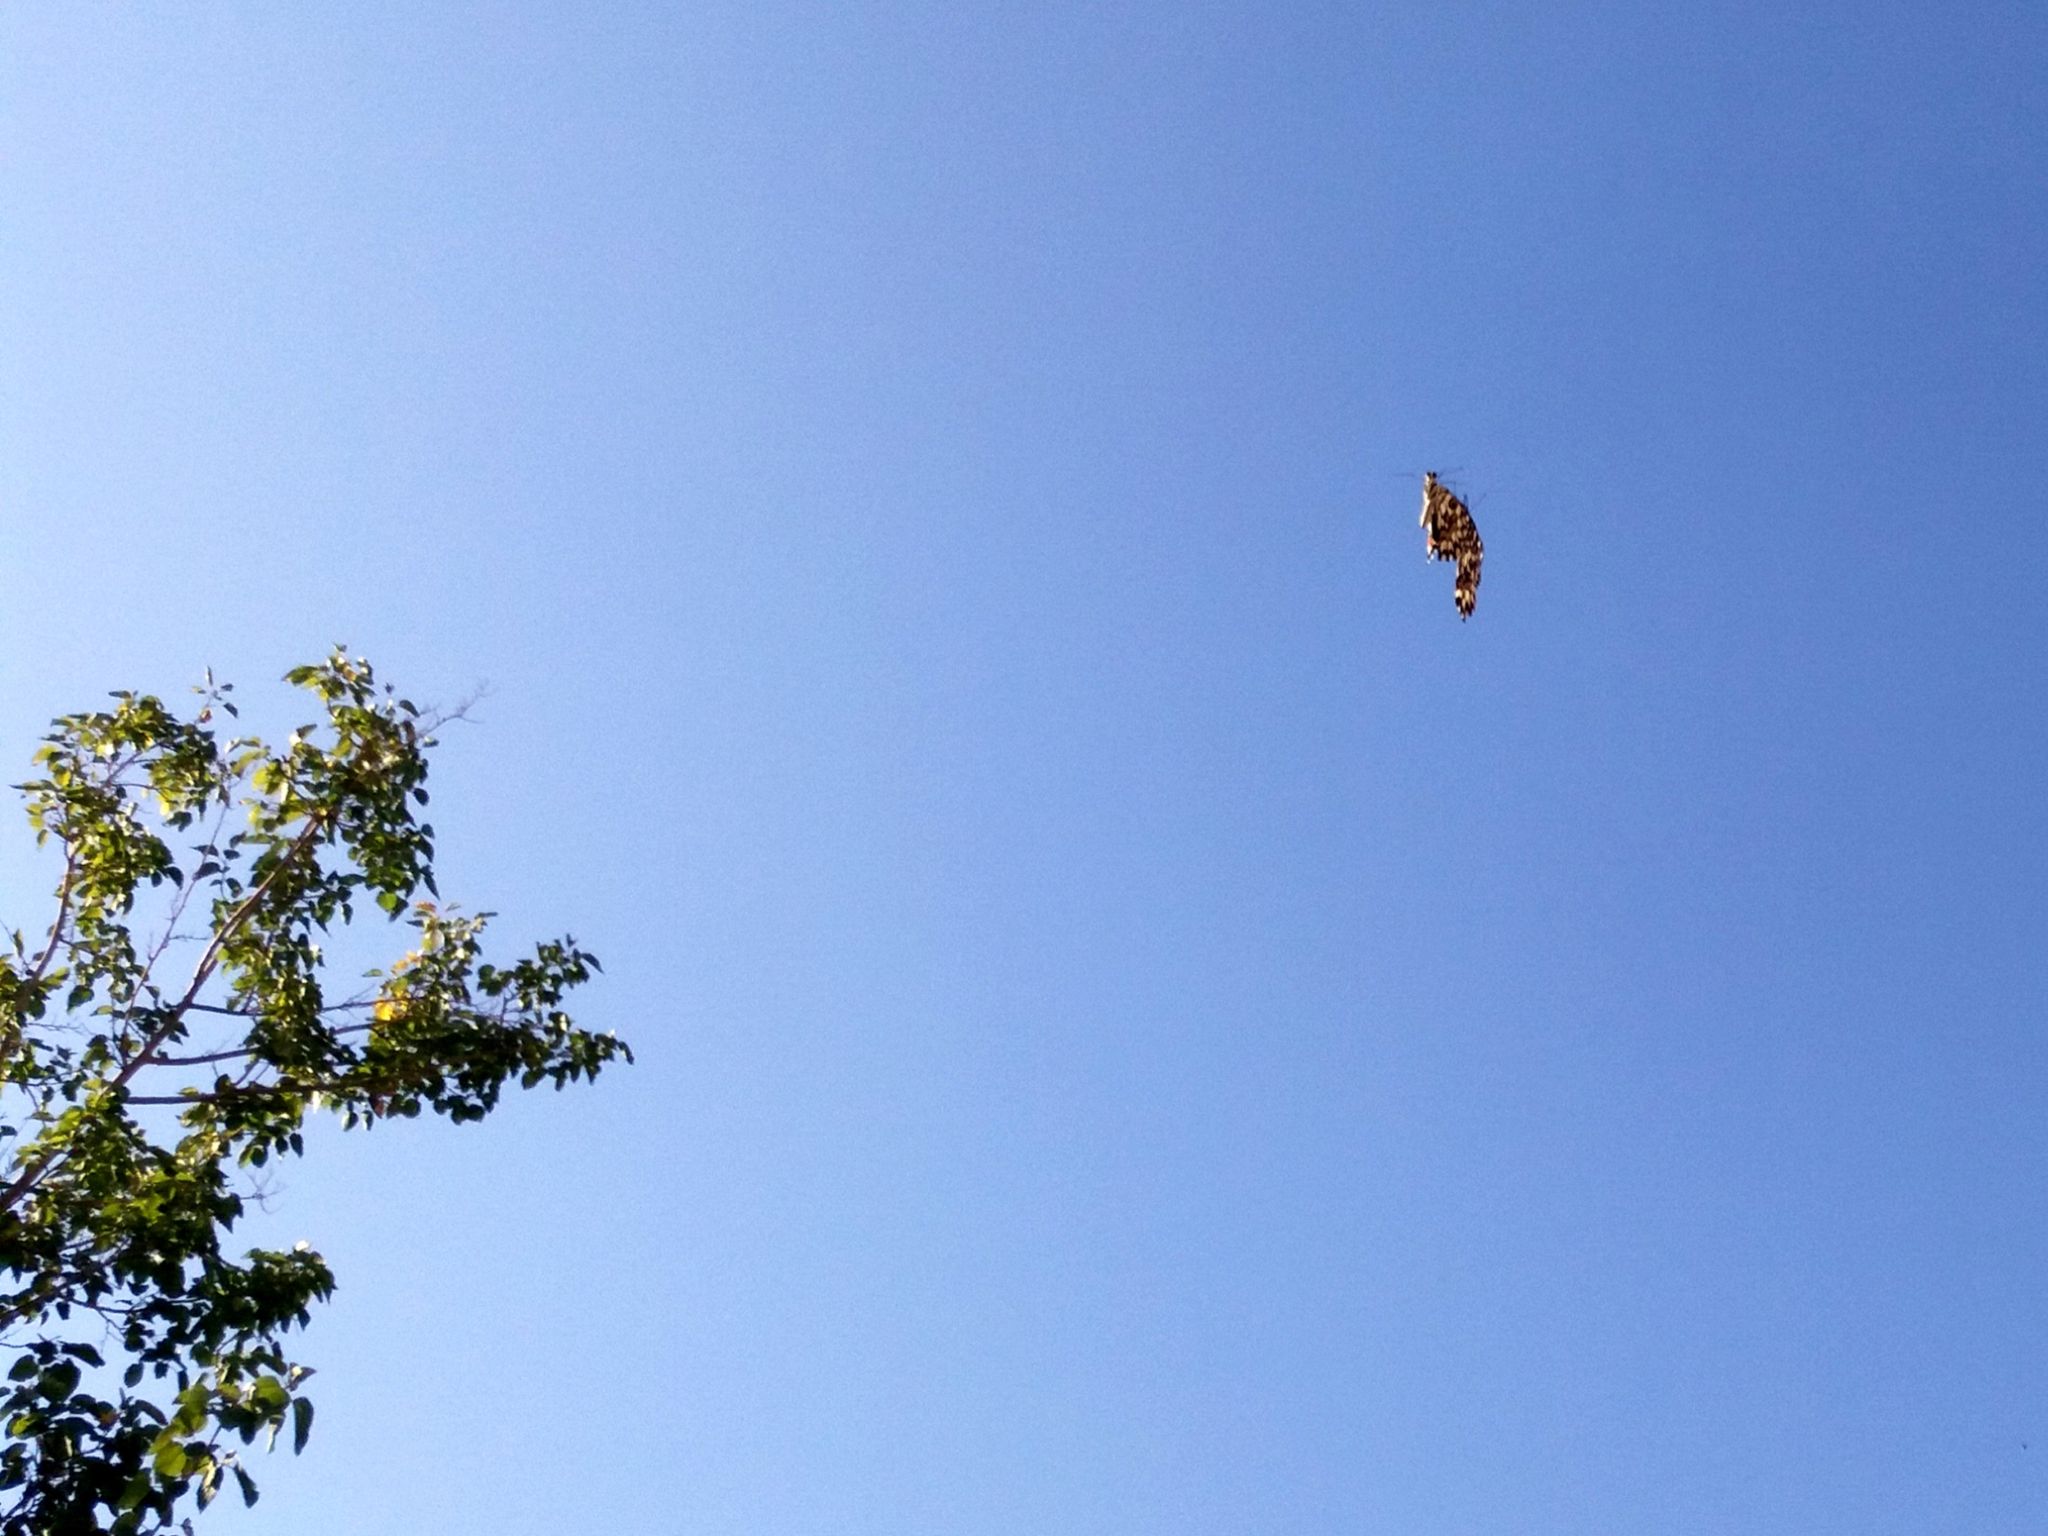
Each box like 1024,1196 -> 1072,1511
24,851 -> 79,986
149,1023 -> 372,1068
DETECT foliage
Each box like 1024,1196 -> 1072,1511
0,652 -> 629,1533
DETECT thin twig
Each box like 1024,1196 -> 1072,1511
24,850 -> 79,986
149,1023 -> 373,1069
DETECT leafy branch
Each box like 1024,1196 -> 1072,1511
0,651 -> 629,1534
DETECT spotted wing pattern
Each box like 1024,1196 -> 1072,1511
1420,471 -> 1483,619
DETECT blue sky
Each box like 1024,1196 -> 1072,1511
3,2 -> 2045,1530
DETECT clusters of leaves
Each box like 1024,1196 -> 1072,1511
0,653 -> 628,1534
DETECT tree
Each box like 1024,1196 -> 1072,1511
0,651 -> 630,1533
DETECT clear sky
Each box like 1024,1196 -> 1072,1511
3,3 -> 2045,1531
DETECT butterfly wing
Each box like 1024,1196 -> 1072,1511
1420,472 -> 1483,619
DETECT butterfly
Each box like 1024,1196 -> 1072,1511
1420,472 -> 1483,619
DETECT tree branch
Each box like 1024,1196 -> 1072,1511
149,1023 -> 371,1068
114,811 -> 331,1090
24,849 -> 79,986
0,813 -> 331,1220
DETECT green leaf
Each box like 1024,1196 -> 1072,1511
40,1361 -> 80,1400
291,1395 -> 314,1454
250,1376 -> 289,1415
234,1464 -> 259,1507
